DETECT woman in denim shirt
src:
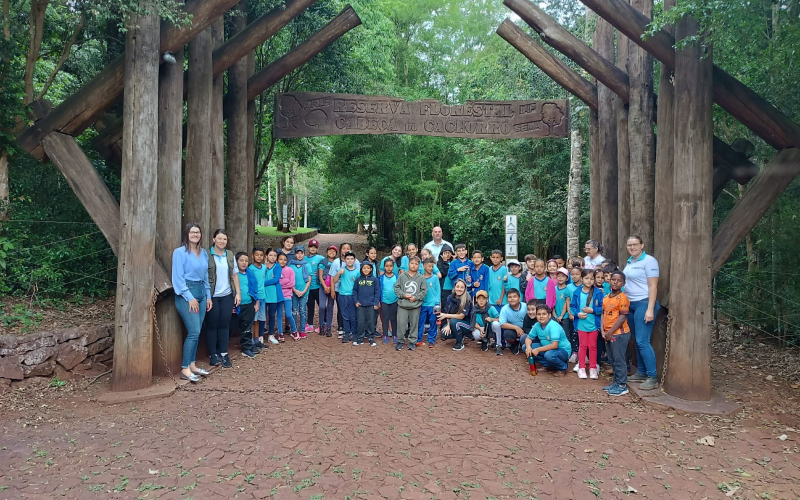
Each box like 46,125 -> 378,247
172,223 -> 213,382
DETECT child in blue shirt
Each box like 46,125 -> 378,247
289,246 -> 312,339
570,269 -> 604,380
333,251 -> 361,343
467,250 -> 490,298
553,267 -> 577,361
418,258 -> 442,347
353,261 -> 380,346
235,252 -> 260,358
379,259 -> 399,343
447,244 -> 471,283
487,250 -> 507,307
304,240 -> 325,334
524,303 -> 571,374
505,259 -> 522,304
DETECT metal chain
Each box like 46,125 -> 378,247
660,311 -> 672,388
151,289 -> 176,384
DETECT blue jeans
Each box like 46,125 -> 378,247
418,306 -> 438,344
338,294 -> 356,339
292,293 -> 309,331
628,298 -> 660,378
276,298 -> 297,332
175,280 -> 207,369
529,343 -> 569,372
266,301 -> 279,335
319,291 -> 335,329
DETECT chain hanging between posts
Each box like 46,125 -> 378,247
660,312 -> 672,389
151,289 -> 176,384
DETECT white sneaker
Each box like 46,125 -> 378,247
267,335 -> 279,345
573,363 -> 580,373
578,368 -> 588,379
569,352 -> 577,364
589,368 -> 598,380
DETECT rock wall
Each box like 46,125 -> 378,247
0,324 -> 114,392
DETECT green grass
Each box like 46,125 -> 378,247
254,226 -> 316,237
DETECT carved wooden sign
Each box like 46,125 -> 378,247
274,92 -> 569,139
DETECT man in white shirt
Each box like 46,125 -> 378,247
423,226 -> 453,261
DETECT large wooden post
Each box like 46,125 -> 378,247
587,10 -> 601,243
654,0 -> 676,303
185,27 -> 213,247
112,1 -> 159,392
209,18 -> 226,232
154,22 -> 185,377
663,16 -> 713,401
594,18 -> 618,262
627,0 -> 655,248
615,23 -> 631,262
226,0 -> 250,253
245,31 -> 256,252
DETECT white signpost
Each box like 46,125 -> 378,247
505,214 -> 518,258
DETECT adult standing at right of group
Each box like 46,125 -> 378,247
622,235 -> 660,390
172,223 -> 213,383
583,239 -> 605,269
206,229 -> 241,369
423,226 -> 453,261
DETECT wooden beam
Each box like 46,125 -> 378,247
17,0 -> 242,160
226,0 -> 250,254
503,0 -> 629,102
627,0 -> 655,249
712,148 -> 800,275
654,0 -> 676,304
40,133 -> 172,293
496,20 -> 597,111
113,2 -> 159,392
244,5 -> 362,102
595,18 -> 618,262
615,21 -> 631,264
580,0 -> 800,150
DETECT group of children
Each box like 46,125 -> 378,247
231,239 -> 633,396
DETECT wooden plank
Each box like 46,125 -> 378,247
496,20 -> 597,111
664,17 -> 713,401
41,133 -> 172,294
616,20 -> 631,263
580,0 -> 800,151
113,1 -> 159,392
627,0 -> 655,249
712,148 -> 800,275
595,18 -> 618,262
17,0 -> 242,160
226,0 -> 250,254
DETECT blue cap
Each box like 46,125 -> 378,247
294,246 -> 305,254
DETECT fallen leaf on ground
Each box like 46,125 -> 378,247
696,436 -> 715,447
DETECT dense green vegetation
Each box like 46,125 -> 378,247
1,0 -> 800,344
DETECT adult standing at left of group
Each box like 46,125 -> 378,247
423,226 -> 453,261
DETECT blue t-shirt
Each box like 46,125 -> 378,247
399,255 -> 410,273
554,283 -> 576,317
499,303 -> 526,327
263,263 -> 280,303
237,271 -> 253,305
422,273 -> 441,307
329,258 -> 359,292
576,289 -> 598,331
475,305 -> 501,327
338,265 -> 360,296
505,274 -> 521,304
306,254 -> 324,289
290,261 -> 311,296
529,319 -> 571,353
533,276 -> 550,300
248,263 -> 268,300
488,265 -> 508,305
380,274 -> 398,304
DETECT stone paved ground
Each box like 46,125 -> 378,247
1,330 -> 799,500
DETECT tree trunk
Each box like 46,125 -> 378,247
616,21 -> 631,263
627,0 -> 655,248
185,28 -> 213,247
154,14 -> 185,378
0,150 -> 7,222
594,18 -> 618,262
739,184 -> 757,272
246,47 -> 256,250
567,129 -> 583,257
663,16 -> 713,401
209,18 -> 225,232
654,0 -> 676,303
112,1 -> 159,392
225,1 -> 250,253
24,0 -> 49,105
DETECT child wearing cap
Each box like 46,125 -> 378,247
505,259 -> 523,304
289,246 -> 312,340
553,267 -> 577,362
471,290 -> 502,352
353,260 -> 380,346
318,245 -> 337,337
305,239 -> 324,334
333,251 -> 360,343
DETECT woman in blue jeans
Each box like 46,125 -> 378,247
622,235 -> 660,390
172,223 -> 213,383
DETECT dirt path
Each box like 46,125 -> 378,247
1,332 -> 798,499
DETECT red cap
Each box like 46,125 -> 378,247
327,245 -> 338,252
308,239 -> 320,247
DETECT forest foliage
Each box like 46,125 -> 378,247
1,0 -> 800,344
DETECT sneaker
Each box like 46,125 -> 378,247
337,329 -> 344,338
578,368 -> 588,379
325,328 -> 332,338
209,354 -> 221,366
299,332 -> 308,339
608,385 -> 630,396
481,341 -> 489,352
221,354 -> 232,368
291,332 -> 301,341
640,377 -> 659,390
428,343 -> 435,348
495,346 -> 503,356
551,370 -> 566,377
251,346 -> 262,354
629,373 -> 648,382
602,383 -> 617,392
268,335 -> 279,345
416,341 -> 424,347
573,363 -> 580,373
305,324 -> 314,333
453,343 -> 465,351
353,341 -> 363,346
383,336 -> 389,344
510,342 -> 520,355
408,343 -> 416,351
370,340 -> 377,347
254,340 -> 268,349
278,334 -> 285,343
242,350 -> 255,359
315,326 -> 320,333
395,342 -> 404,351
393,336 -> 399,344
589,368 -> 599,380
568,352 -> 577,364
